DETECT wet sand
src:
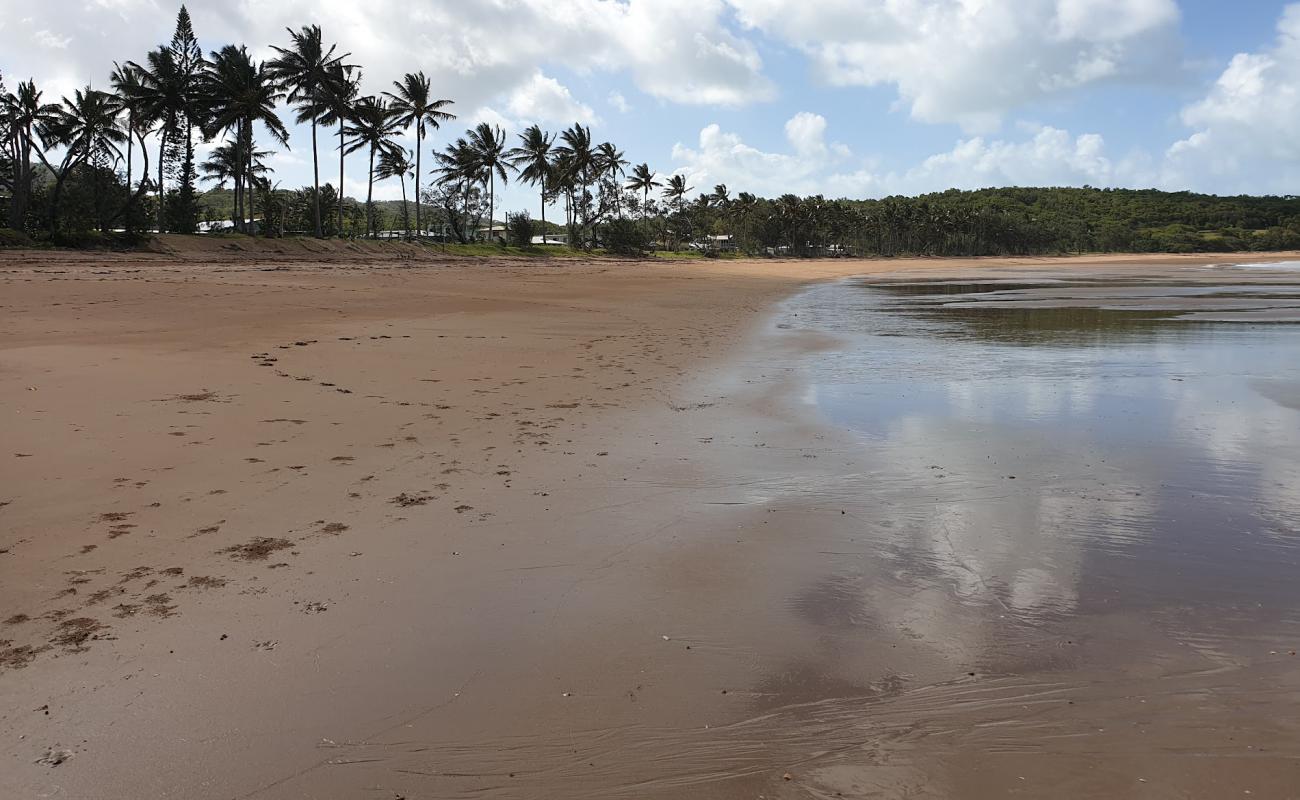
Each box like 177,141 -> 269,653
1,243 -> 1298,798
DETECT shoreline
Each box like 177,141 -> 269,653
2,252 -> 1298,797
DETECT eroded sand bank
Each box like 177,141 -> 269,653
2,243 -> 1298,798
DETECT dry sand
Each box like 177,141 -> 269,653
2,241 -> 1298,798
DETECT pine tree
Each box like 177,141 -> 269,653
167,5 -> 205,233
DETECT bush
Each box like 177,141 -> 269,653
49,230 -> 151,251
507,212 -> 535,247
601,218 -> 649,256
0,228 -> 36,248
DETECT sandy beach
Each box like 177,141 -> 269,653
3,241 -> 1299,799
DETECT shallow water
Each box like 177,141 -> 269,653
783,273 -> 1300,647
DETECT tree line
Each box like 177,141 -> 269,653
4,5 -> 1300,255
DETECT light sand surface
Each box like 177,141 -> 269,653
2,242 -> 1298,798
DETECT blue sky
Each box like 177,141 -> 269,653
4,0 -> 1300,213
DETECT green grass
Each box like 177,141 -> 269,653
431,242 -> 592,258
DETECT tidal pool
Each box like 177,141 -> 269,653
782,271 -> 1300,644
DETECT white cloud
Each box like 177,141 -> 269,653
33,29 -> 72,49
673,115 -> 1155,198
1,0 -> 771,113
608,90 -> 631,113
783,111 -> 827,157
507,72 -> 598,126
1162,3 -> 1300,193
727,0 -> 1181,131
894,125 -> 1131,192
672,113 -> 847,196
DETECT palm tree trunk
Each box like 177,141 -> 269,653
540,177 -> 546,245
414,128 -> 422,237
247,125 -> 258,236
124,113 -> 133,211
337,118 -> 345,235
366,145 -> 375,239
156,129 -> 167,233
488,173 -> 494,242
311,117 -> 321,238
234,138 -> 244,233
400,174 -> 409,236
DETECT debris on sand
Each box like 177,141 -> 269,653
391,492 -> 432,507
222,537 -> 294,561
50,617 -> 106,649
36,747 -> 73,767
1,644 -> 44,669
185,575 -> 227,589
320,522 -> 350,534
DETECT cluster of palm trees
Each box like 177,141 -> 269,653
0,7 -> 458,238
430,121 -> 638,245
2,5 -> 711,245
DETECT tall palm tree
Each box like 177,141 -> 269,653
595,141 -> 628,217
549,150 -> 576,232
129,46 -> 185,232
556,124 -> 593,207
376,147 -> 415,237
466,122 -> 508,238
626,163 -> 659,230
505,125 -> 553,242
106,63 -> 156,231
344,95 -> 402,238
2,80 -> 61,231
201,140 -> 269,228
268,25 -> 350,238
663,174 -> 692,213
433,136 -> 481,242
35,87 -> 126,231
319,63 -> 359,234
204,45 -> 289,234
383,71 -> 455,237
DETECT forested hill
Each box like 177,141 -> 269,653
805,187 -> 1300,256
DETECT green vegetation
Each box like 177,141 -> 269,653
4,7 -> 1299,256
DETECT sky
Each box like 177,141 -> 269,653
3,0 -> 1300,213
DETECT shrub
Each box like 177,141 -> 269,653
507,212 -> 535,247
601,218 -> 649,256
0,228 -> 36,248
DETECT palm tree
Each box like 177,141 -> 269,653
556,124 -> 595,231
344,95 -> 402,238
466,122 -> 508,239
201,141 -> 269,228
595,141 -> 628,217
550,150 -> 576,232
204,45 -> 289,234
2,80 -> 61,231
505,125 -> 553,242
376,147 -> 414,237
268,25 -> 350,238
626,163 -> 659,230
318,63 -> 359,234
35,87 -> 126,231
433,136 -> 481,242
663,174 -> 692,213
106,63 -> 157,231
129,46 -> 185,232
383,71 -> 455,237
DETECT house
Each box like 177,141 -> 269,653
474,224 -> 509,242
